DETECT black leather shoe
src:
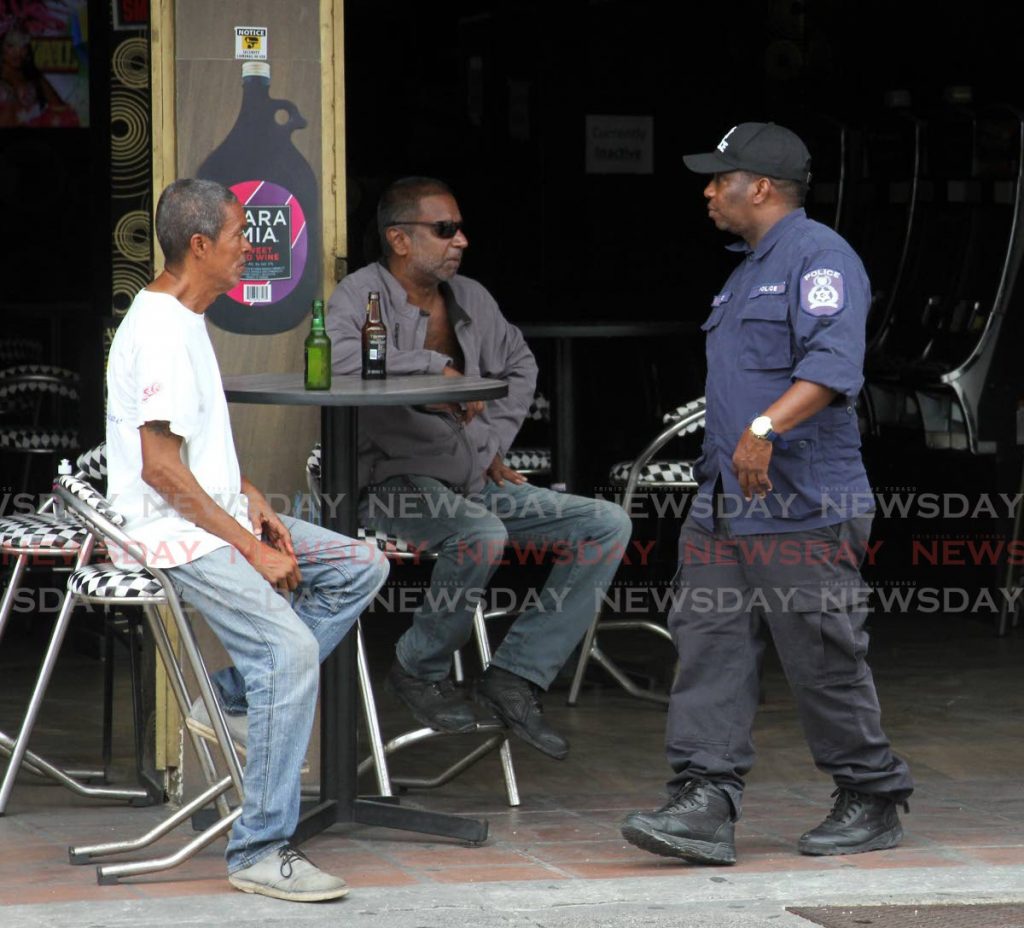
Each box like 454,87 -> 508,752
621,779 -> 736,864
476,665 -> 569,760
798,788 -> 906,856
386,662 -> 478,733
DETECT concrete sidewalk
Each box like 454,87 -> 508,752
2,865 -> 1023,928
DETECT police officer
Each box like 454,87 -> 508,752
621,123 -> 913,864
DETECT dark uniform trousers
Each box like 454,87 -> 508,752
665,511 -> 914,817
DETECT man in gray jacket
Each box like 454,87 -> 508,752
326,177 -> 632,759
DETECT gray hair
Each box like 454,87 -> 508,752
155,179 -> 238,265
377,176 -> 454,256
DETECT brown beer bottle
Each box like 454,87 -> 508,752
361,291 -> 387,379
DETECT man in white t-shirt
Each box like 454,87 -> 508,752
106,178 -> 388,902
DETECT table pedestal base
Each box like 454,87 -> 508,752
194,796 -> 489,846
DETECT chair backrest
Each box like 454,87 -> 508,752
0,374 -> 80,413
74,442 -> 107,483
306,443 -> 323,522
0,339 -> 44,366
0,364 -> 80,383
55,474 -> 152,574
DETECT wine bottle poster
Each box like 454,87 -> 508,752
195,57 -> 321,335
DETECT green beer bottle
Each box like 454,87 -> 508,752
304,299 -> 331,390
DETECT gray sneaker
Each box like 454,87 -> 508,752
186,695 -> 249,753
186,696 -> 310,773
228,845 -> 349,902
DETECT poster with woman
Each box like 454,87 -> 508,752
0,0 -> 88,128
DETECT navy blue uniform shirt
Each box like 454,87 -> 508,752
691,208 -> 875,534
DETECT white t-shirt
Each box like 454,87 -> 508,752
106,289 -> 255,567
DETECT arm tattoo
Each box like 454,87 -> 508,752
142,420 -> 174,437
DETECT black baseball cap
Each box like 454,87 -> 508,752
683,122 -> 812,184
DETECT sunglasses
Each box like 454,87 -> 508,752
389,220 -> 466,239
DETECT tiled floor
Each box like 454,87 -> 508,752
1,610 -> 1022,906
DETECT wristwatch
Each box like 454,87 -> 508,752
749,415 -> 779,442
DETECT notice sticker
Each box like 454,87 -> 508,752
234,26 -> 268,60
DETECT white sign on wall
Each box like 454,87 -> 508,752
585,115 -> 654,174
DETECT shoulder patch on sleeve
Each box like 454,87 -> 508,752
800,268 -> 845,316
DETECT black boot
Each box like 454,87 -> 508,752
798,788 -> 906,856
476,665 -> 569,759
386,661 -> 478,733
620,779 -> 736,864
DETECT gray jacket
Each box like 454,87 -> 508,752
326,262 -> 538,494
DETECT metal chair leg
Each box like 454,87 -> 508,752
355,621 -> 392,796
567,614 -> 601,706
0,549 -> 90,813
474,604 -> 519,807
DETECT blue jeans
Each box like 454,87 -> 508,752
166,515 -> 389,873
363,476 -> 632,688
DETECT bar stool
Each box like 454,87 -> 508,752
307,444 -> 520,807
566,397 -> 706,707
54,474 -> 243,884
0,444 -> 155,814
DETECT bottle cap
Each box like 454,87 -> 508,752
57,458 -> 72,476
242,61 -> 271,80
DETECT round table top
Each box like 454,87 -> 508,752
222,372 -> 508,407
517,320 -> 694,339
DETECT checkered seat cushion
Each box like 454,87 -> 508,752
0,427 -> 79,452
67,563 -> 164,600
0,513 -> 92,551
608,459 -> 697,487
357,525 -> 433,557
503,448 -> 552,473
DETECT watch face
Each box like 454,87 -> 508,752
751,416 -> 772,437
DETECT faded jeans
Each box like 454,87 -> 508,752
363,476 -> 633,689
167,515 -> 389,873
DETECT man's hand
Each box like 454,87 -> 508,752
458,400 -> 484,424
248,541 -> 302,591
732,430 -> 773,500
427,367 -> 485,424
244,484 -> 295,557
486,454 -> 527,487
243,481 -> 300,589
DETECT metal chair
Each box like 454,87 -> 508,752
54,474 -> 244,885
307,444 -> 520,807
566,397 -> 706,706
0,444 -> 157,814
